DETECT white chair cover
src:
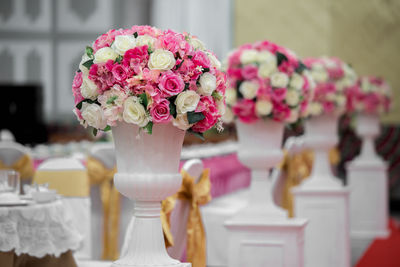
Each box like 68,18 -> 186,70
36,158 -> 92,260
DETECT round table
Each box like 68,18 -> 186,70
0,199 -> 82,267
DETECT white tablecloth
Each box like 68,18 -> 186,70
0,200 -> 82,258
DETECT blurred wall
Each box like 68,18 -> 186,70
235,0 -> 400,124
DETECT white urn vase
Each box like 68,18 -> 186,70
234,119 -> 287,220
353,113 -> 382,164
111,122 -> 190,267
301,113 -> 343,188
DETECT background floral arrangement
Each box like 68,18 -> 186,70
303,57 -> 358,117
223,40 -> 315,124
346,76 -> 391,114
72,25 -> 226,136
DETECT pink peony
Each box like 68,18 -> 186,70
232,99 -> 258,124
150,99 -> 172,123
272,102 -> 291,122
271,88 -> 287,102
158,70 -> 185,97
192,50 -> 211,69
123,46 -> 149,73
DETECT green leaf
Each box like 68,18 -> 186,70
82,59 -> 94,70
77,69 -> 81,73
295,62 -> 307,74
143,121 -> 153,134
276,52 -> 288,66
75,99 -> 96,110
139,93 -> 148,108
115,55 -> 123,64
176,59 -> 184,70
133,32 -> 138,38
147,46 -> 153,54
85,46 -> 94,58
103,125 -> 111,132
188,55 -> 193,59
188,129 -> 205,141
106,95 -> 118,105
187,111 -> 205,124
92,128 -> 98,136
168,95 -> 178,118
203,67 -> 210,73
184,83 -> 190,90
212,91 -> 223,101
236,80 -> 244,99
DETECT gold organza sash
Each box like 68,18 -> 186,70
0,154 -> 34,180
281,147 -> 340,217
161,169 -> 211,267
86,156 -> 119,261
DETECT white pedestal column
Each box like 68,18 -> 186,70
225,120 -> 308,267
111,122 -> 190,267
293,114 -> 350,267
347,114 -> 389,239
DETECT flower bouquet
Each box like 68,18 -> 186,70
71,26 -> 226,267
224,40 -> 314,219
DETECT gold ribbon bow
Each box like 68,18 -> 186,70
178,169 -> 211,267
86,156 -> 120,261
281,147 -> 340,217
0,154 -> 34,180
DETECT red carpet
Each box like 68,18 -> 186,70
356,218 -> 400,267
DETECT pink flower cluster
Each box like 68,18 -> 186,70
225,40 -> 314,124
72,26 -> 226,135
303,57 -> 358,116
346,76 -> 391,114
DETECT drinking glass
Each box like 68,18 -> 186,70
0,170 -> 20,195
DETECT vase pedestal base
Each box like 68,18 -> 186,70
347,158 -> 390,239
224,217 -> 307,267
112,263 -> 191,267
293,186 -> 350,267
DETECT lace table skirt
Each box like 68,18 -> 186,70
0,200 -> 82,258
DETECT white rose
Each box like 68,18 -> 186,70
240,49 -> 258,64
148,49 -> 176,71
311,63 -> 325,71
94,47 -> 118,63
361,78 -> 371,92
80,75 -> 99,100
217,99 -> 226,116
270,72 -> 289,88
289,73 -> 304,90
197,73 -> 217,96
135,34 -> 156,49
258,62 -> 277,78
326,92 -> 336,101
239,81 -> 258,99
222,107 -> 234,124
81,103 -> 107,129
311,69 -> 328,83
73,108 -> 87,128
225,88 -> 237,105
285,90 -> 300,106
255,100 -> 273,116
207,52 -> 221,69
173,114 -> 192,130
79,53 -> 91,74
309,102 -> 323,116
123,97 -> 149,127
335,94 -> 346,107
111,35 -> 136,55
257,50 -> 276,63
175,90 -> 200,114
190,37 -> 206,51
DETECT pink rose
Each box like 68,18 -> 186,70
192,50 -> 211,69
241,65 -> 258,80
322,101 -> 335,113
158,70 -> 185,97
271,88 -> 287,102
112,64 -> 128,82
272,102 -> 291,122
150,99 -> 172,123
232,99 -> 258,124
327,67 -> 344,80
